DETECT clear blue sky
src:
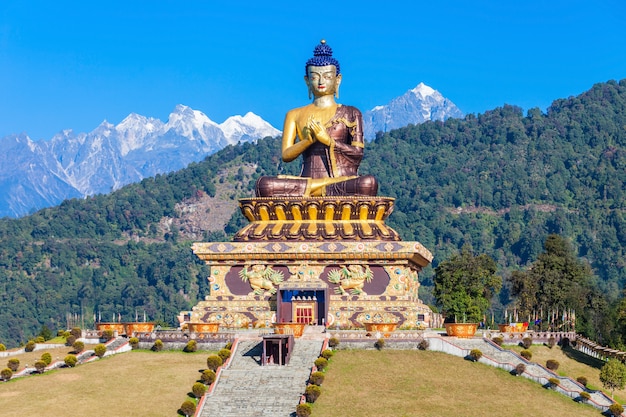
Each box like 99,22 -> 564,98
1,0 -> 625,140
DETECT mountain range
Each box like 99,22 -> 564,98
0,84 -> 462,218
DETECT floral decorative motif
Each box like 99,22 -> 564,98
327,265 -> 373,295
239,264 -> 284,295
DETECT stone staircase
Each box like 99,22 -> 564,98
438,337 -> 614,410
198,328 -> 325,417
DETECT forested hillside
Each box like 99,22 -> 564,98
1,79 -> 626,348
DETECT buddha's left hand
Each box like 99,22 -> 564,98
308,117 -> 333,146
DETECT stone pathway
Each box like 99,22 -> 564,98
198,328 -> 325,417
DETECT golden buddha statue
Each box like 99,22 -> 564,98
255,40 -> 378,197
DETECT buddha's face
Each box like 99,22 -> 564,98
305,65 -> 341,98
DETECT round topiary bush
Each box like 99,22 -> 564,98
418,339 -> 430,351
0,343 -> 6,351
547,336 -> 556,349
24,340 -> 36,352
492,336 -> 503,346
469,349 -> 483,362
129,337 -> 139,349
374,338 -> 385,350
201,369 -> 216,385
94,344 -> 107,358
548,377 -> 559,389
184,340 -> 197,353
72,340 -> 85,353
64,354 -> 78,367
102,329 -> 115,341
152,339 -> 164,352
1,368 -> 13,381
577,376 -> 588,387
7,358 -> 20,372
70,327 -> 82,339
521,337 -> 533,349
520,349 -> 532,360
305,384 -> 322,403
515,363 -> 526,376
179,399 -> 196,417
224,341 -> 233,350
34,360 -> 47,374
218,348 -> 231,362
65,335 -> 76,347
34,336 -> 45,343
206,354 -> 223,372
309,371 -> 325,386
295,403 -> 312,417
609,402 -> 624,417
320,349 -> 334,360
328,337 -> 339,349
40,352 -> 52,366
314,357 -> 328,371
546,359 -> 560,371
579,391 -> 591,402
192,382 -> 207,398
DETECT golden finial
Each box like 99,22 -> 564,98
320,39 -> 326,44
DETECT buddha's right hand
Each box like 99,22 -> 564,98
307,117 -> 332,146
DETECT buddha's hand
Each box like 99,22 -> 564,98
307,117 -> 332,146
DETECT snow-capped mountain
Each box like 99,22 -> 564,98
0,105 -> 280,218
362,82 -> 464,140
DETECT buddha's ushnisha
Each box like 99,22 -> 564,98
255,40 -> 377,197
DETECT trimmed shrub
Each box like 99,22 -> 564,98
7,358 -> 20,372
224,341 -> 233,350
40,352 -> 52,366
374,338 -> 385,350
70,327 -> 82,339
64,354 -> 78,367
296,403 -> 312,417
24,340 -> 36,352
320,349 -> 334,360
59,330 -> 70,338
515,363 -> 526,376
152,339 -> 164,352
102,329 -> 115,341
579,391 -> 591,402
183,340 -> 197,353
469,349 -> 483,362
547,336 -> 556,348
305,384 -> 321,403
609,403 -> 624,417
218,348 -> 231,362
34,360 -> 47,374
576,376 -> 588,387
314,357 -> 328,371
418,339 -> 430,351
492,336 -> 503,346
206,355 -> 223,372
201,369 -> 216,385
65,335 -> 76,347
328,337 -> 340,348
546,359 -> 560,371
34,336 -> 45,343
94,344 -> 107,358
0,343 -> 5,351
548,377 -> 559,389
520,349 -> 532,360
179,399 -> 196,417
309,371 -> 325,386
192,382 -> 207,398
72,340 -> 85,353
1,368 -> 12,381
129,337 -> 139,349
521,337 -> 533,349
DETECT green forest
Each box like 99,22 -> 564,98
2,79 -> 626,348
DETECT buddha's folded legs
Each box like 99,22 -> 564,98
323,175 -> 378,197
255,175 -> 377,198
255,176 -> 309,197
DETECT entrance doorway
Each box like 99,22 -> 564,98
277,285 -> 327,325
293,301 -> 316,324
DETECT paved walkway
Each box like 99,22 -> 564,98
198,328 -> 325,417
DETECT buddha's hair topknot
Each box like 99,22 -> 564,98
305,39 -> 340,75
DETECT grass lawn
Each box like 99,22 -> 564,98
311,350 -> 604,417
507,343 -> 626,403
0,350 -> 209,417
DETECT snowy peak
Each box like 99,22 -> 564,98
220,112 -> 281,144
363,82 -> 464,140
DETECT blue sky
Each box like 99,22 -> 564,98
1,0 -> 625,140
